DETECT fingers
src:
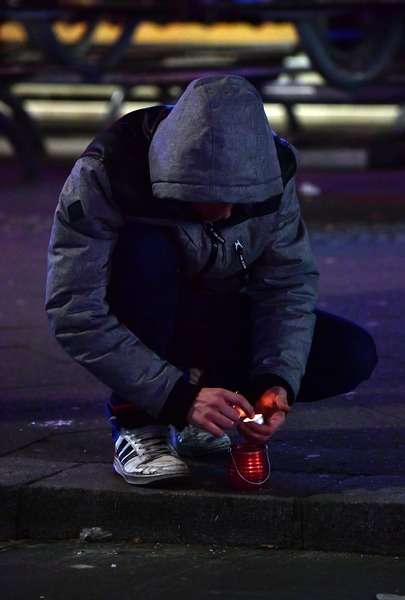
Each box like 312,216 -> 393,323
237,410 -> 286,443
259,387 -> 291,414
204,407 -> 237,432
201,420 -> 231,438
221,390 -> 255,419
187,388 -> 252,437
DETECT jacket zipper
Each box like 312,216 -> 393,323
194,221 -> 225,282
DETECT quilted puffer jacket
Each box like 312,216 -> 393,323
46,75 -> 319,424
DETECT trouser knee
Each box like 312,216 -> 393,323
343,326 -> 378,387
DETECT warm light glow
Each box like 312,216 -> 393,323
0,20 -> 297,47
228,443 -> 270,491
243,414 -> 264,424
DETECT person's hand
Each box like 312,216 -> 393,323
237,386 -> 291,443
187,388 -> 255,437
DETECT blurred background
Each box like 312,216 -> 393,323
0,0 -> 404,219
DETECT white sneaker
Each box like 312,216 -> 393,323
175,425 -> 231,457
114,425 -> 190,485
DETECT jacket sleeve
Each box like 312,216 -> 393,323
45,157 -> 191,420
248,176 -> 319,404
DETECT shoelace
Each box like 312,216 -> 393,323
124,429 -> 171,463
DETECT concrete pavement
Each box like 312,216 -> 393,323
1,161 -> 405,556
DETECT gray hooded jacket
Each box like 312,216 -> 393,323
46,75 -> 319,421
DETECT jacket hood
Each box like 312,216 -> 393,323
148,75 -> 284,204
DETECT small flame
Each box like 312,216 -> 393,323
243,414 -> 264,424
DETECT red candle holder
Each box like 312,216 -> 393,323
228,442 -> 270,492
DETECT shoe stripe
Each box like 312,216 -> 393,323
117,439 -> 140,465
113,429 -> 191,484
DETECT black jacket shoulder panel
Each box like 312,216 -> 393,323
273,133 -> 297,187
81,106 -> 172,216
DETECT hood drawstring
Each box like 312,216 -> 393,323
234,240 -> 247,270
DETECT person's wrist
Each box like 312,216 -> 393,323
250,374 -> 295,406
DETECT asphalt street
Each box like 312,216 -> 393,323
1,540 -> 405,600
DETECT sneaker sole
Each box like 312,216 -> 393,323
113,458 -> 190,486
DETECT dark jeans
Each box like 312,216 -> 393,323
108,222 -> 378,413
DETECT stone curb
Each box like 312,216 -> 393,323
1,458 -> 405,556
